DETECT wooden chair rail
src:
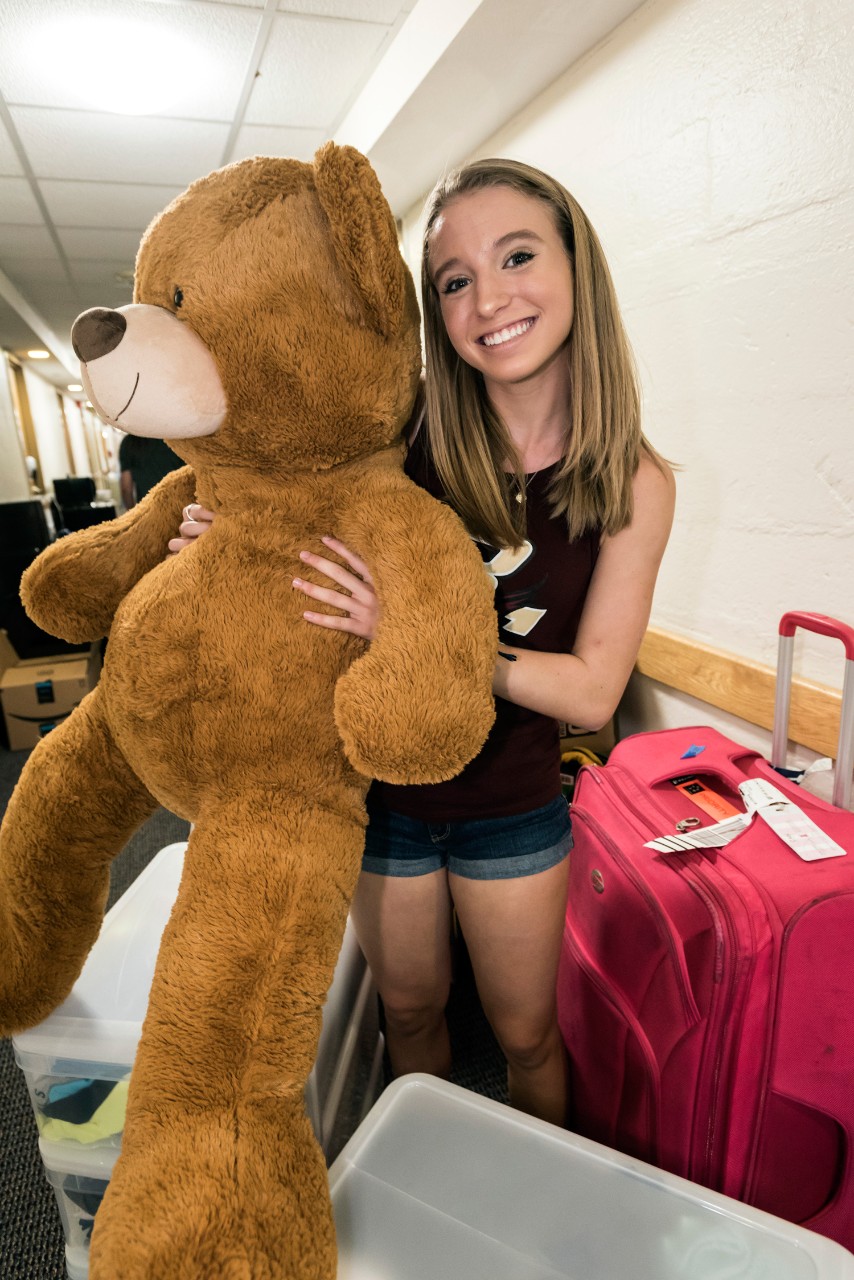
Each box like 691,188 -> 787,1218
635,627 -> 843,760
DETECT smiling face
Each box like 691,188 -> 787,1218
428,185 -> 574,399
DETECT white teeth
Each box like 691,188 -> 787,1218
482,319 -> 534,347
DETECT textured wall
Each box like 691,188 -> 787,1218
401,0 -> 853,756
0,362 -> 29,502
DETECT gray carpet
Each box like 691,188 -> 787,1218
0,745 -> 505,1279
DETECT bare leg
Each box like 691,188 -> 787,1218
350,869 -> 454,1079
450,856 -> 570,1126
0,689 -> 157,1034
89,793 -> 364,1280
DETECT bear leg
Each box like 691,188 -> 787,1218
0,687 -> 158,1035
89,792 -> 366,1280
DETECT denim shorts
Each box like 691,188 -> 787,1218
361,794 -> 572,881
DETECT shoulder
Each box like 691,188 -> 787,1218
632,451 -> 675,524
600,452 -> 675,559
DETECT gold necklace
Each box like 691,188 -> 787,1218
514,467 -> 541,504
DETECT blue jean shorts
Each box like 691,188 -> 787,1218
361,794 -> 572,881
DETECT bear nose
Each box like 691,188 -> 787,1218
71,308 -> 127,363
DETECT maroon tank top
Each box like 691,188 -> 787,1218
371,429 -> 600,821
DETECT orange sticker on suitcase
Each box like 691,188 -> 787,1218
671,776 -> 742,821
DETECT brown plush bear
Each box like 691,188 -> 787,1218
0,145 -> 497,1279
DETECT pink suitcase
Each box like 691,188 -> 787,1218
557,611 -> 854,1250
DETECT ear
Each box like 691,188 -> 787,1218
313,143 -> 408,338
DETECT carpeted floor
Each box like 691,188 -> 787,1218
0,744 -> 506,1279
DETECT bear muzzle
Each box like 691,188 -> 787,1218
72,303 -> 228,440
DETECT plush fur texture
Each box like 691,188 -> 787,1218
0,145 -> 497,1278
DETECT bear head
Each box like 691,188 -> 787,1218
71,144 -> 421,476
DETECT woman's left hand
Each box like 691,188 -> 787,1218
293,536 -> 379,640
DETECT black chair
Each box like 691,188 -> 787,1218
62,503 -> 117,532
0,500 -> 88,662
0,499 -> 51,561
53,476 -> 97,510
52,477 -> 116,534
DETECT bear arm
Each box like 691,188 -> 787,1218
334,487 -> 497,785
21,466 -> 198,642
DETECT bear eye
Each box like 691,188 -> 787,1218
173,287 -> 184,309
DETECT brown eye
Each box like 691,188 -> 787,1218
173,287 -> 183,309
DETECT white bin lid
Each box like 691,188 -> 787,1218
13,843 -> 186,1076
64,1245 -> 90,1280
39,1134 -> 121,1180
329,1075 -> 854,1280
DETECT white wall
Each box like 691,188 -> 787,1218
0,360 -> 29,502
61,392 -> 91,476
22,365 -> 71,492
399,0 -> 854,753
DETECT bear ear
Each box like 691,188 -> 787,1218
313,143 -> 408,338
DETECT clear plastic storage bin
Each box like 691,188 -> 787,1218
329,1075 -> 854,1280
40,1138 -> 117,1257
14,840 -> 383,1277
13,843 -> 187,1155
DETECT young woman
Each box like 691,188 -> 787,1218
172,159 -> 675,1127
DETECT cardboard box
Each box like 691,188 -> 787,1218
0,628 -> 18,681
0,647 -> 101,750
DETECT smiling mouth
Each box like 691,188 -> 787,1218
480,318 -> 536,348
115,372 -> 140,421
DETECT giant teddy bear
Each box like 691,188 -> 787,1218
0,144 -> 497,1278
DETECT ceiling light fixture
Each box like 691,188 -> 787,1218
35,17 -> 207,117
27,350 -> 50,359
67,384 -> 84,392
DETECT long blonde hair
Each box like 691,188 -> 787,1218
422,157 -> 664,548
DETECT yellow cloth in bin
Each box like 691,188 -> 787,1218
40,1076 -> 129,1144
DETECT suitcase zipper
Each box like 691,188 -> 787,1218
571,800 -> 700,1028
561,918 -> 661,1153
574,767 -> 757,1190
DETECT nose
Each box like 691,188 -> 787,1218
474,274 -> 511,319
71,308 -> 127,363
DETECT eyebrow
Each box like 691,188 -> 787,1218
431,228 -> 546,283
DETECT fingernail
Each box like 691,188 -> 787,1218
299,551 -> 310,561
292,578 -> 302,587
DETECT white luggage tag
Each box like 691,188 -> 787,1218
738,778 -> 847,861
644,814 -> 750,854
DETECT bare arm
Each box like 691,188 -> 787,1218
492,455 -> 676,730
22,466 -> 198,642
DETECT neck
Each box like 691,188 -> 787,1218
484,363 -> 571,471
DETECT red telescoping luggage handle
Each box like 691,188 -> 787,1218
771,611 -> 854,809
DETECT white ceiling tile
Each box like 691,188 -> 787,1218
0,0 -> 262,120
11,108 -> 230,185
0,224 -> 59,259
0,294 -> 42,349
2,257 -> 71,287
0,117 -> 24,177
69,260 -> 137,286
16,280 -> 82,310
231,124 -> 327,163
277,0 -> 409,20
74,288 -> 133,317
0,177 -> 44,224
77,290 -> 134,316
58,228 -> 143,262
247,12 -> 388,127
40,180 -> 184,230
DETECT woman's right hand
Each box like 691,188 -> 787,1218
168,503 -> 216,554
